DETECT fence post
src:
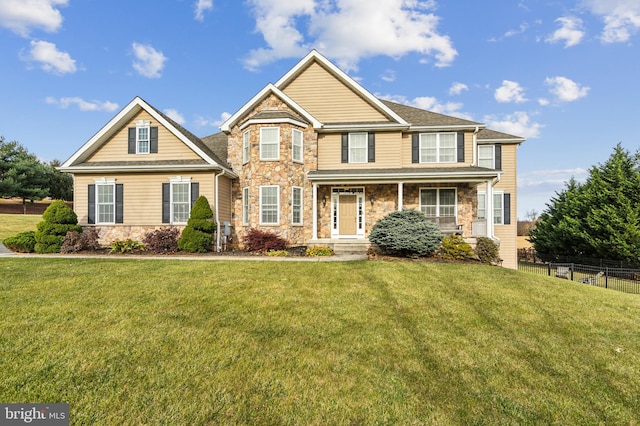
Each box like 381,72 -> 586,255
605,267 -> 608,289
570,263 -> 574,281
548,263 -> 551,277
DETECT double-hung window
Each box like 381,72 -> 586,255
260,186 -> 279,225
478,145 -> 495,168
292,187 -> 302,225
420,133 -> 456,163
478,192 -> 506,225
349,132 -> 367,163
171,182 -> 190,223
242,130 -> 250,164
420,188 -> 456,218
260,127 -> 279,160
96,183 -> 115,224
242,187 -> 249,225
136,125 -> 150,154
292,129 -> 303,163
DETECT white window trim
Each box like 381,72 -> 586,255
292,129 -> 303,163
242,130 -> 250,164
419,132 -> 457,164
259,185 -> 280,225
349,132 -> 368,164
419,187 -> 458,218
169,176 -> 191,225
292,186 -> 303,225
135,120 -> 151,155
242,187 -> 249,226
478,145 -> 495,168
94,178 -> 116,225
478,191 -> 504,225
260,127 -> 280,161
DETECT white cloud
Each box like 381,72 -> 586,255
244,0 -> 457,71
379,93 -> 473,120
582,0 -> 640,43
449,82 -> 468,95
194,0 -> 213,21
546,16 -> 585,47
45,96 -> 118,112
131,42 -> 167,78
164,109 -> 185,125
0,0 -> 67,37
24,40 -> 76,75
538,98 -> 550,106
195,112 -> 232,128
380,69 -> 396,82
504,23 -> 529,38
484,111 -> 542,139
494,80 -> 527,103
545,76 -> 589,102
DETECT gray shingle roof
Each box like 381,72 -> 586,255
201,132 -> 229,167
477,128 -> 524,141
247,110 -> 309,123
379,99 -> 482,127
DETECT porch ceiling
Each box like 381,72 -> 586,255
307,167 -> 500,184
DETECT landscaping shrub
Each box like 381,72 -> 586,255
475,237 -> 501,264
440,234 -> 475,260
306,246 -> 334,257
60,228 -> 100,253
143,228 -> 180,254
110,239 -> 145,254
34,200 -> 82,253
368,209 -> 442,257
3,231 -> 36,253
266,249 -> 289,257
178,196 -> 215,253
243,229 -> 288,252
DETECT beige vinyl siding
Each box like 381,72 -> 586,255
74,172 -> 215,226
493,144 -> 518,269
317,132 -> 403,170
400,132 -> 473,168
282,61 -> 389,123
87,111 -> 201,163
217,174 -> 233,223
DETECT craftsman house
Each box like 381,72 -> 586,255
60,50 -> 524,268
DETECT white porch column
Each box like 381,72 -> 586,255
397,182 -> 404,210
486,179 -> 494,239
312,183 -> 318,240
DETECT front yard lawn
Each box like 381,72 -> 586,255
1,259 -> 639,424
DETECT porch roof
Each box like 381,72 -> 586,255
307,167 -> 500,183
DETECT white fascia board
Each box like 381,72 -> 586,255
319,123 -> 409,132
410,124 -> 487,132
274,50 -> 409,126
239,117 -> 310,131
61,164 -> 238,177
220,84 -> 321,132
477,138 -> 525,144
61,97 -> 144,168
307,170 -> 500,182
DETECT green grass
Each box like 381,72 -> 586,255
0,213 -> 41,241
1,259 -> 639,424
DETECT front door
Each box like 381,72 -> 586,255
339,195 -> 357,235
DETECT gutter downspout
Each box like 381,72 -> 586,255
214,169 -> 226,252
487,172 -> 502,240
472,126 -> 480,166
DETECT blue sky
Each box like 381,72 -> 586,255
1,0 -> 639,218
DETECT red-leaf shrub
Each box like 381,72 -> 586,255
143,228 -> 180,253
243,229 -> 288,252
61,228 -> 100,253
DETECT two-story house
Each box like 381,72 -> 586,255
60,50 -> 524,268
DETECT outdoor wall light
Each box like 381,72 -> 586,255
369,195 -> 375,206
322,195 -> 327,207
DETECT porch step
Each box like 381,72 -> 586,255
331,241 -> 369,255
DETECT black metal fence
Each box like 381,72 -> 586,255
518,260 -> 640,295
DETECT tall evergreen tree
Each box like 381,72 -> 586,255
0,137 -> 49,213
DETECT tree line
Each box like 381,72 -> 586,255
0,136 -> 73,213
530,143 -> 640,264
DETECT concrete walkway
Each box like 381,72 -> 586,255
0,244 -> 367,262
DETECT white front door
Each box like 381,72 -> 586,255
331,188 -> 365,238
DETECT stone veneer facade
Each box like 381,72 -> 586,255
90,225 -> 184,247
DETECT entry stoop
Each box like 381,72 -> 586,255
330,240 -> 369,255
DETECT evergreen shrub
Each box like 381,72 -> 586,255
368,209 -> 442,257
440,234 -> 475,260
475,237 -> 501,264
3,231 -> 36,253
177,196 -> 216,253
34,200 -> 82,253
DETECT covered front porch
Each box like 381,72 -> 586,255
307,167 -> 502,244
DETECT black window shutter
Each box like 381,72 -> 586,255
341,134 -> 348,163
495,144 -> 502,170
411,134 -> 419,163
88,184 -> 95,224
457,132 -> 465,163
115,184 -> 124,223
162,183 -> 170,223
503,193 -> 511,225
367,133 -> 375,163
128,128 -> 136,154
191,182 -> 199,208
150,127 -> 158,153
